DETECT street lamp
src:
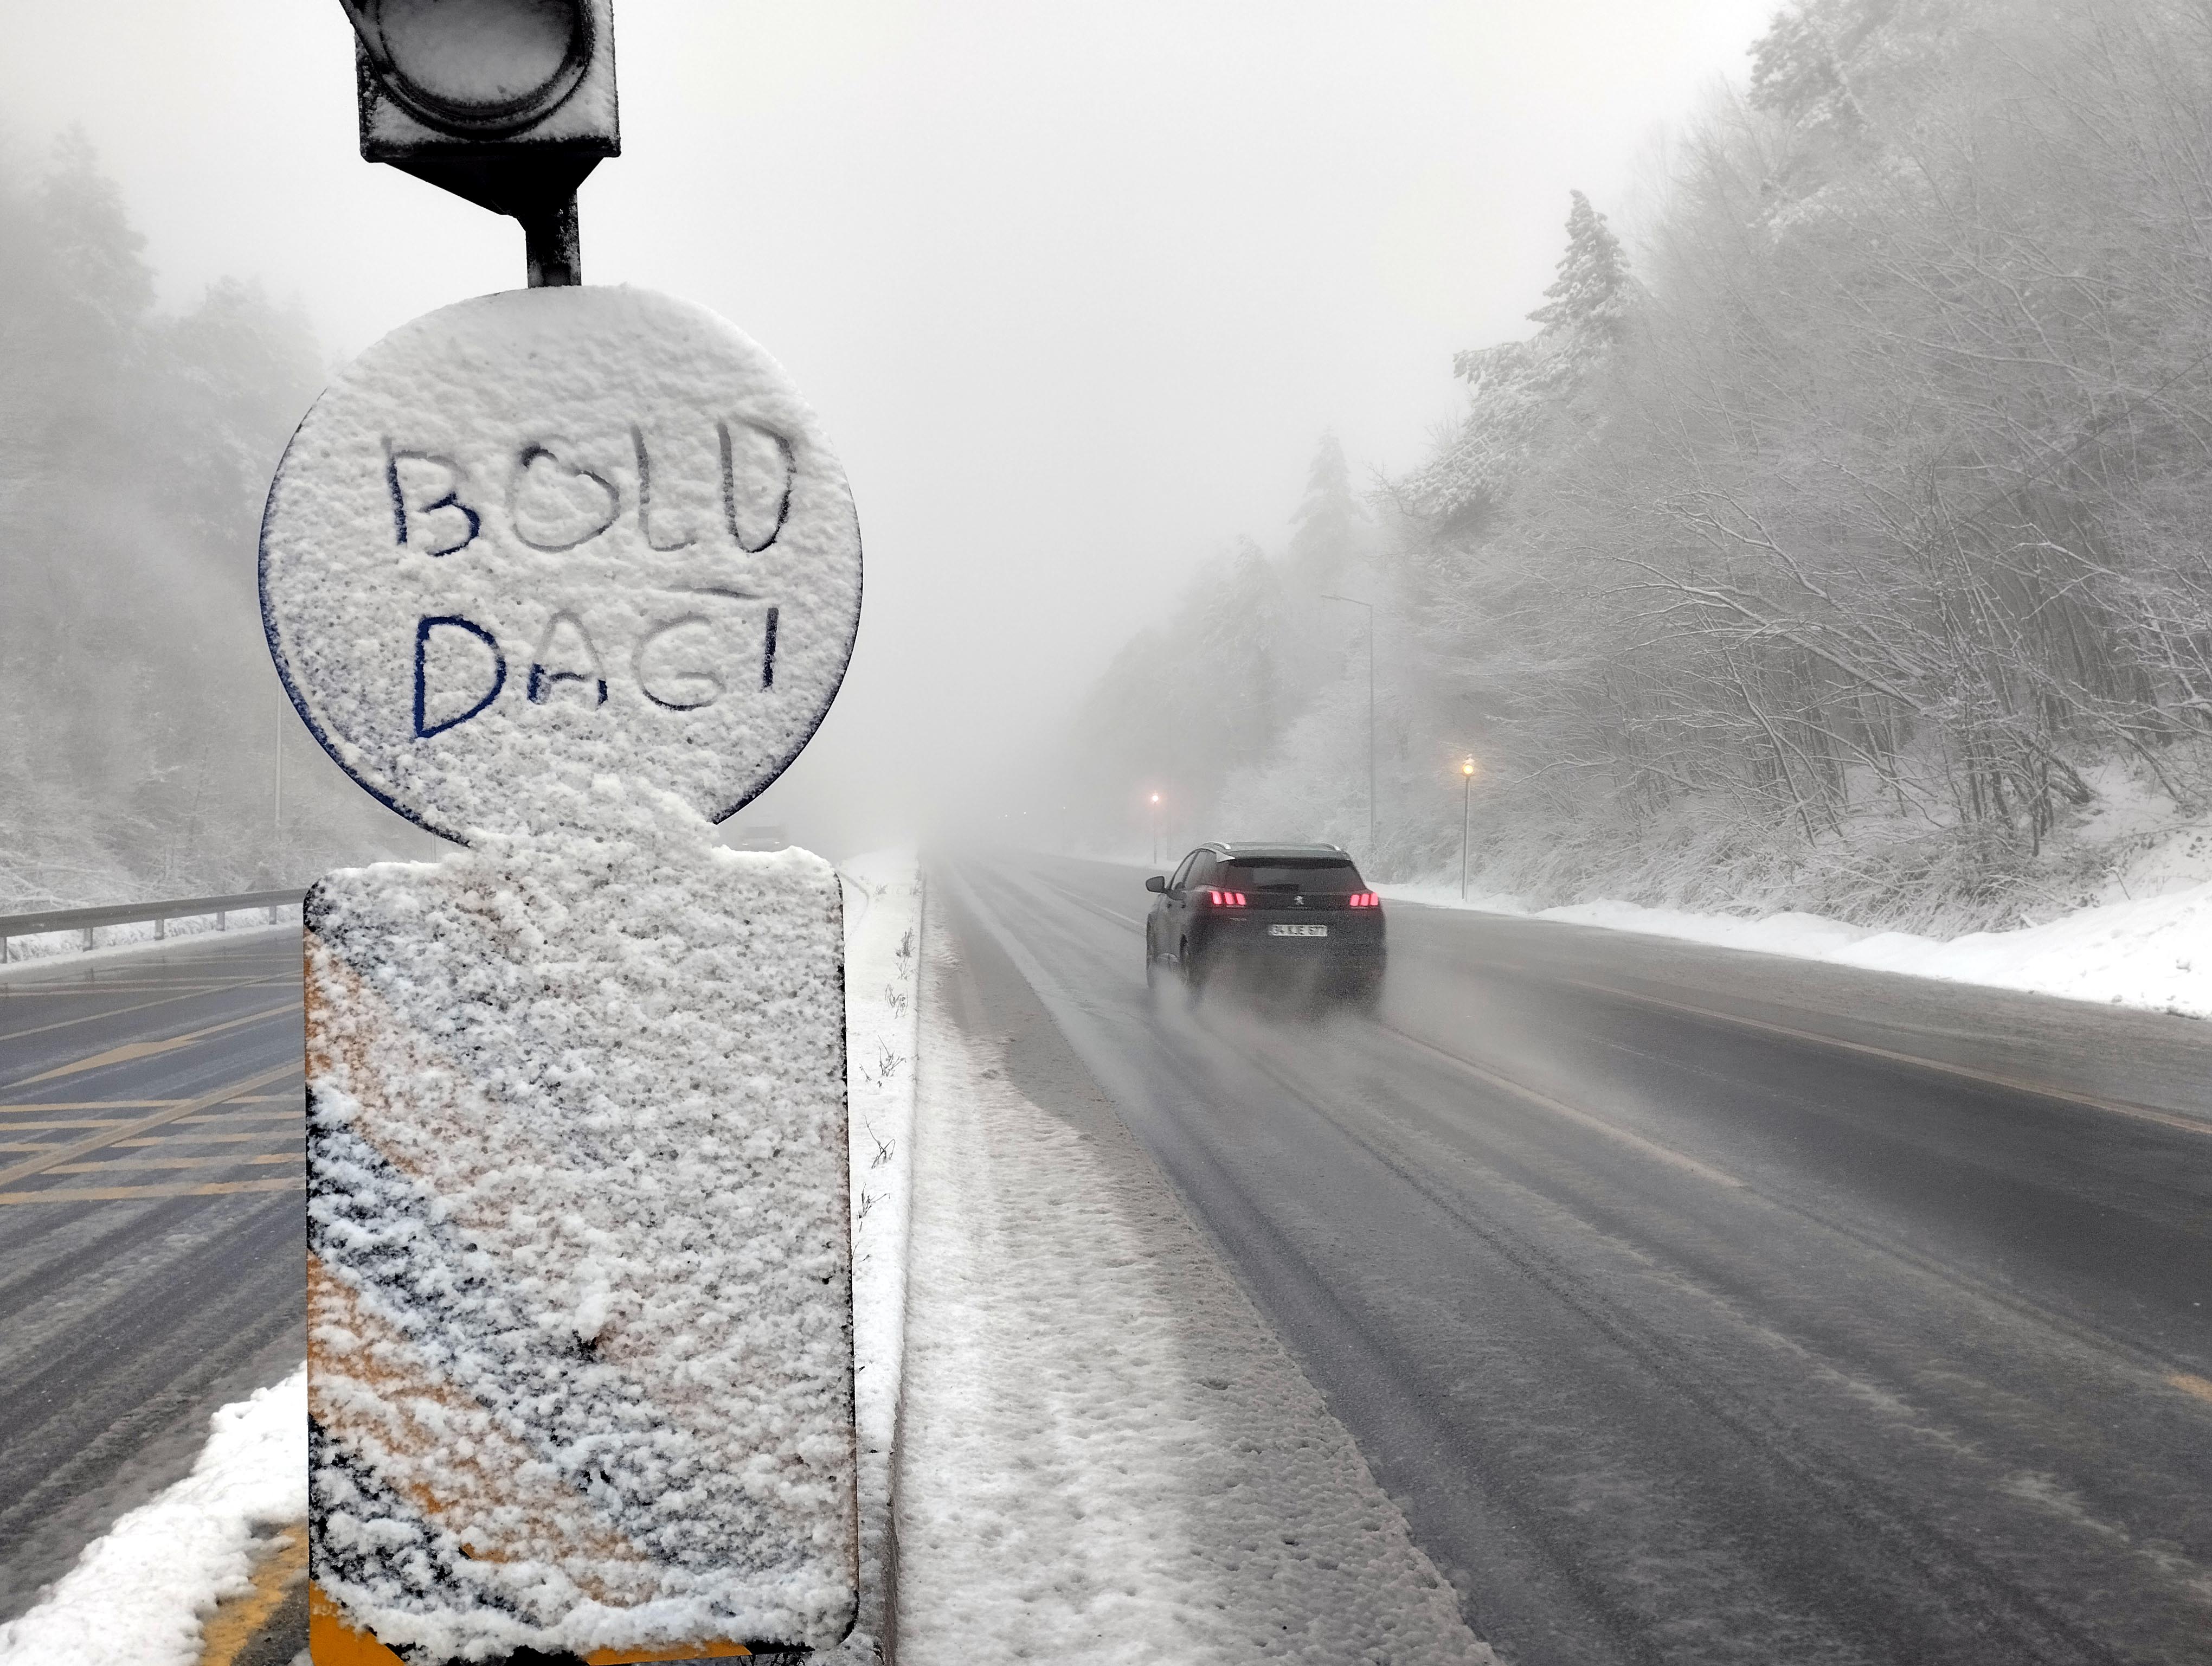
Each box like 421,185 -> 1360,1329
1149,791 -> 1163,865
1320,594 -> 1376,863
1459,757 -> 1480,900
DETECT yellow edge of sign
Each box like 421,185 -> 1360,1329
308,1583 -> 753,1662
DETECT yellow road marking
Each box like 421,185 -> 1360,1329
0,1062 -> 295,1189
7,1002 -> 298,1088
1557,978 -> 2212,1139
197,1523 -> 304,1666
0,979 -> 290,1045
1,1110 -> 298,1132
0,1175 -> 304,1206
1384,1024 -> 1750,1189
2169,1372 -> 2212,1408
0,1095 -> 290,1112
44,1152 -> 299,1175
308,1585 -> 407,1666
1,1100 -> 187,1112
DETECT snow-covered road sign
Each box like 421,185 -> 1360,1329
262,285 -> 860,845
273,287 -> 860,1663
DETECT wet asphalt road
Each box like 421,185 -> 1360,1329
942,850 -> 2212,1666
0,929 -> 304,1624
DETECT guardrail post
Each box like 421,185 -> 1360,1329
217,909 -> 228,931
155,917 -> 166,941
82,927 -> 94,951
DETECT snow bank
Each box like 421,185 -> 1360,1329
0,1368 -> 307,1666
306,778 -> 856,1658
837,850 -> 922,1659
0,918 -> 294,977
1380,877 -> 2212,1017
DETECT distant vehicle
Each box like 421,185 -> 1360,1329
731,825 -> 789,852
1143,842 -> 1385,1009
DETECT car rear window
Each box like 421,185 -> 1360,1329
1222,860 -> 1363,891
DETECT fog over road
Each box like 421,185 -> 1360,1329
942,850 -> 2212,1666
0,932 -> 304,1624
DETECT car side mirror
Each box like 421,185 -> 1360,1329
1144,874 -> 1167,893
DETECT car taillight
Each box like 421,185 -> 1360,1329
1201,888 -> 1247,907
1348,892 -> 1380,908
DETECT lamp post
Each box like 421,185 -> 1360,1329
1149,791 -> 1162,865
1320,594 -> 1375,863
1459,757 -> 1479,900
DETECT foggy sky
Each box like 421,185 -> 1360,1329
0,1 -> 1778,853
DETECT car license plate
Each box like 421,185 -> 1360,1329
1269,923 -> 1328,937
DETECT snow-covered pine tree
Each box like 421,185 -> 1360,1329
1526,189 -> 1633,348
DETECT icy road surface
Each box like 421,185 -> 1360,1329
942,850 -> 2212,1666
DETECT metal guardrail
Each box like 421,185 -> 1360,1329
0,889 -> 306,963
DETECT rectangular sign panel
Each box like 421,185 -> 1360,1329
304,824 -> 856,1663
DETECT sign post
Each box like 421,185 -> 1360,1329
273,11 -> 865,1661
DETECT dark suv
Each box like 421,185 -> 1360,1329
1143,842 -> 1385,1008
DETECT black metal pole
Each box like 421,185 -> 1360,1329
523,192 -> 582,287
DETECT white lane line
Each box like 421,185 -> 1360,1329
1382,1024 -> 1750,1190
1555,977 -> 2212,1140
5,1003 -> 299,1089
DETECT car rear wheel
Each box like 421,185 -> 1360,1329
1180,937 -> 1206,1003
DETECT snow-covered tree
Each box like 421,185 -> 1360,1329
1525,189 -> 1634,348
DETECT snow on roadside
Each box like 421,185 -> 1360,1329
838,850 -> 923,1659
895,890 -> 1494,1665
0,919 -> 296,979
0,1367 -> 307,1666
1380,877 -> 2212,1018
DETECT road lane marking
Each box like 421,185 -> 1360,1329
5,1002 -> 299,1088
44,1152 -> 300,1175
0,1062 -> 297,1189
1,1100 -> 188,1111
0,1111 -> 298,1132
1552,978 -> 2212,1139
1051,887 -> 1146,932
0,1174 -> 304,1206
1381,1023 -> 1749,1189
0,1093 -> 292,1112
0,978 -> 292,1045
2169,1373 -> 2212,1408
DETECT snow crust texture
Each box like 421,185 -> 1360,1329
261,284 -> 860,844
0,1368 -> 307,1666
305,781 -> 856,1658
897,893 -> 1495,1665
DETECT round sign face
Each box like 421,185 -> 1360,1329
260,286 -> 860,843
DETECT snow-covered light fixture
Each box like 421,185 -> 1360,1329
338,0 -> 619,286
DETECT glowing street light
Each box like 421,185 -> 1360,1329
1149,791 -> 1163,864
1459,757 -> 1480,900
